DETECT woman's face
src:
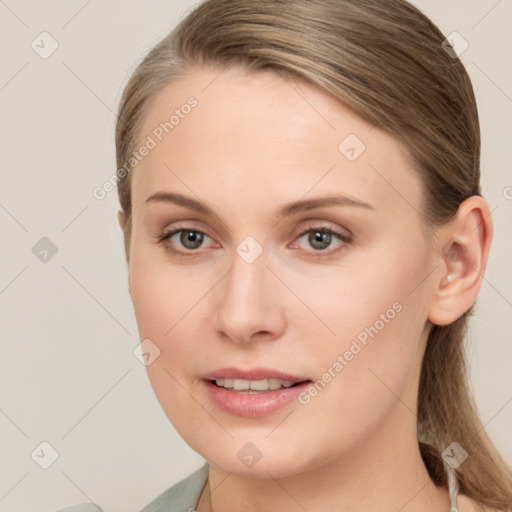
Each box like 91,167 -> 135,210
125,65 -> 439,477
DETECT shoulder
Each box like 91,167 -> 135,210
141,462 -> 210,512
54,463 -> 209,512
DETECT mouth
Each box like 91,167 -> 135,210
201,367 -> 313,416
208,378 -> 311,394
202,376 -> 313,418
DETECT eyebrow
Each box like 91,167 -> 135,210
144,191 -> 375,218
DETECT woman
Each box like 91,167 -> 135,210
58,0 -> 512,510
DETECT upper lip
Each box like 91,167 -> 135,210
203,367 -> 311,382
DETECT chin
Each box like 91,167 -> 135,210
189,434 -> 318,479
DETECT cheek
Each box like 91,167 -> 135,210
290,242 -> 429,389
128,254 -> 211,427
129,245 -> 216,385
288,288 -> 423,459
129,241 -> 202,337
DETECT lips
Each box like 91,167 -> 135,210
203,366 -> 310,382
201,366 -> 313,417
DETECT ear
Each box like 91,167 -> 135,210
428,195 -> 493,326
117,210 -> 126,230
117,210 -> 131,296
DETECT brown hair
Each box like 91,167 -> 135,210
115,0 -> 512,508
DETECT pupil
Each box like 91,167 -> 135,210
181,230 -> 203,249
310,230 -> 330,250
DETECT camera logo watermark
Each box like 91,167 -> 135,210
32,237 -> 58,263
31,31 -> 59,59
338,133 -> 366,162
442,32 -> 469,59
133,338 -> 161,366
31,441 -> 59,469
442,442 -> 468,469
237,442 -> 263,468
236,236 -> 264,264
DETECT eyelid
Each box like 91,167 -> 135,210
153,219 -> 215,243
292,220 -> 352,239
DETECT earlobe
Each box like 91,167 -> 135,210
428,196 -> 493,326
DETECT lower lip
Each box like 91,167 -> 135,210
203,380 -> 311,418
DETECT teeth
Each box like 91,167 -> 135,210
233,379 -> 249,390
214,378 -> 298,391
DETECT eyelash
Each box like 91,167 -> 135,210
154,222 -> 352,259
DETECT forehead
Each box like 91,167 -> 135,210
131,65 -> 422,219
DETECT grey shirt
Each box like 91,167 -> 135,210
56,460 -> 462,511
55,463 -> 209,512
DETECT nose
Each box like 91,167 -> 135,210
213,249 -> 287,346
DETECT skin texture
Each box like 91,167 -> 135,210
118,65 -> 493,512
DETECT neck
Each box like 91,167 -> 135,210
197,411 -> 451,512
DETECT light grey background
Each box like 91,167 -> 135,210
0,1 -> 511,511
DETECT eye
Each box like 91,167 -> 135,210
154,227 -> 214,256
292,223 -> 352,257
153,222 -> 352,258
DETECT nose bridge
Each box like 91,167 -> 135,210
223,245 -> 271,316
214,243 -> 284,343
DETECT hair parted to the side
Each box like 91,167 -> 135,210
115,0 -> 512,508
